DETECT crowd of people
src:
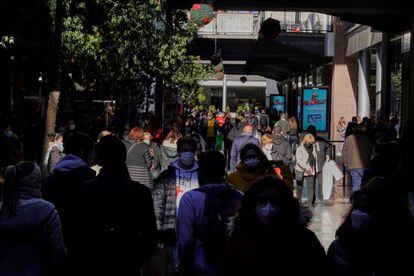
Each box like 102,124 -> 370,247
1,109 -> 414,275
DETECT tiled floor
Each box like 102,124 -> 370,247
309,202 -> 350,250
306,180 -> 353,250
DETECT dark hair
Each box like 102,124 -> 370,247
274,125 -> 282,135
96,135 -> 127,168
239,144 -> 271,170
0,162 -> 39,219
177,137 -> 197,153
198,150 -> 226,185
307,125 -> 317,136
259,18 -> 281,39
64,132 -> 94,163
234,176 -> 300,233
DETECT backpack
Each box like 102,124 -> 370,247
260,114 -> 268,127
196,184 -> 242,268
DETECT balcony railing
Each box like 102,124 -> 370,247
197,11 -> 333,37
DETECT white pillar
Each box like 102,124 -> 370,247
376,44 -> 383,118
358,49 -> 371,118
222,74 -> 227,112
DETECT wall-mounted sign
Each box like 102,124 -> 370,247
301,87 -> 329,132
269,95 -> 285,114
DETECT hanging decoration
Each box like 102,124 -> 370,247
210,52 -> 224,80
190,3 -> 215,27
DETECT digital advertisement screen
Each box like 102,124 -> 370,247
270,95 -> 285,114
302,87 -> 329,132
297,93 -> 302,124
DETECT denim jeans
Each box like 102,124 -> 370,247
349,168 -> 365,192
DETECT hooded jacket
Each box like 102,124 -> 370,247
272,134 -> 293,164
224,207 -> 333,275
0,164 -> 66,276
226,164 -> 272,193
41,154 -> 96,256
152,160 -> 199,243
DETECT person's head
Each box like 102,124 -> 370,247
165,130 -> 182,144
55,133 -> 63,144
98,130 -> 112,142
352,116 -> 358,124
225,117 -> 231,125
64,132 -> 94,163
302,134 -> 315,146
129,127 -> 144,142
338,177 -> 412,238
96,135 -> 127,169
260,133 -> 273,146
67,120 -> 76,130
0,161 -> 42,219
259,18 -> 281,39
273,125 -> 283,135
143,132 -> 152,145
236,176 -> 300,230
235,118 -> 242,128
279,113 -> 286,120
339,117 -> 345,124
306,125 -> 317,137
177,137 -> 198,168
240,144 -> 269,172
198,150 -> 226,185
261,109 -> 266,114
242,124 -> 253,134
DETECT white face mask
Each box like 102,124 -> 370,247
69,124 -> 76,130
264,144 -> 273,151
144,139 -> 151,145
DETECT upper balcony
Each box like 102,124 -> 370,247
197,11 -> 333,39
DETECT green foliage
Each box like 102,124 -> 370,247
60,0 -> 211,100
391,67 -> 402,96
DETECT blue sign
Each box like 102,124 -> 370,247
270,95 -> 285,114
302,87 -> 329,131
297,93 -> 302,123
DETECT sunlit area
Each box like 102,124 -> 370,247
1,1 -> 414,275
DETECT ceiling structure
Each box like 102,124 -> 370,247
181,1 -> 413,81
169,1 -> 413,34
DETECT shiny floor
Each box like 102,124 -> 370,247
307,181 -> 352,250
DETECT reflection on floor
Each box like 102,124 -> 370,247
308,181 -> 352,251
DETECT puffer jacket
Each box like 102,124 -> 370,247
0,199 -> 66,276
272,135 -> 292,164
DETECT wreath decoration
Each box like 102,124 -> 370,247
190,3 -> 215,27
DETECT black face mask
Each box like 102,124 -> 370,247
304,143 -> 313,149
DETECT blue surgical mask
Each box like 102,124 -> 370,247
180,151 -> 195,167
351,209 -> 373,230
243,157 -> 260,167
256,203 -> 280,226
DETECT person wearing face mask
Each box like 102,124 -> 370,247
150,137 -> 199,275
226,144 -> 274,193
63,120 -> 77,144
124,127 -> 153,189
229,124 -> 260,171
328,177 -> 414,275
295,134 -> 317,207
224,176 -> 332,275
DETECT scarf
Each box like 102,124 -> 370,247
305,143 -> 316,167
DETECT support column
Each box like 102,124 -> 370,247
376,44 -> 383,118
222,74 -> 227,112
408,15 -> 414,121
358,49 -> 371,118
376,34 -> 389,119
330,17 -> 358,140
